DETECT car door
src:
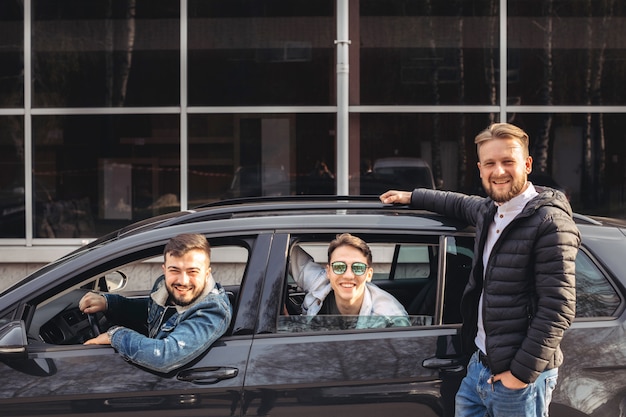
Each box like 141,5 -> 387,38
0,232 -> 271,416
241,232 -> 473,417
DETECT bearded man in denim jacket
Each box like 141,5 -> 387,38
79,233 -> 232,373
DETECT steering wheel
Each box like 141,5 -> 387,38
87,313 -> 102,336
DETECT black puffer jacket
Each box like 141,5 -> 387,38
411,187 -> 580,384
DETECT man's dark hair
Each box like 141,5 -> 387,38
164,233 -> 211,260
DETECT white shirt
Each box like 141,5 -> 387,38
475,183 -> 538,354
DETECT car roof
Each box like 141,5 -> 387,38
62,196 -> 470,254
78,196 -> 625,249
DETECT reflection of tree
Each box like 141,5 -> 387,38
246,336 -> 437,385
556,325 -> 626,416
425,0 -> 443,189
105,0 -> 136,106
484,0 -> 498,124
533,0 -> 554,175
455,0 -> 467,191
583,0 -> 614,207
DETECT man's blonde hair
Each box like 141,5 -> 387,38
474,123 -> 530,158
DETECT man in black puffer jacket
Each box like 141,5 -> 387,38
381,123 -> 580,417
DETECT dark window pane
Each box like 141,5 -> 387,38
358,113 -> 500,194
33,115 -> 180,238
32,0 -> 180,108
188,113 -> 335,204
0,0 -> 23,108
359,0 -> 498,105
509,0 -> 626,105
0,117 -> 25,237
188,0 -> 334,106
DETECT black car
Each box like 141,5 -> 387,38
0,196 -> 624,416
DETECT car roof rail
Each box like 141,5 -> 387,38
192,194 -> 382,209
572,213 -> 603,225
153,195 -> 389,229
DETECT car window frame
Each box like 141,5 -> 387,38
271,232 -> 474,335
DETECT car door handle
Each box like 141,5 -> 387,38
176,366 -> 238,384
422,357 -> 464,373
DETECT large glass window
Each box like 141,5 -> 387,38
357,113 -> 500,194
32,0 -> 180,108
187,0 -> 335,106
359,0 -> 498,105
508,0 -> 626,106
0,0 -> 23,108
1,0 -> 625,244
33,115 -> 180,238
188,113 -> 336,206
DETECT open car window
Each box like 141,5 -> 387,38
28,242 -> 249,346
280,234 -> 474,333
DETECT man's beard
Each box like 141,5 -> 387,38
167,284 -> 203,307
484,176 -> 527,203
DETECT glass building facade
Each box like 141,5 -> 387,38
1,0 -> 625,264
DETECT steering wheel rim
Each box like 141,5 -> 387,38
87,313 -> 101,336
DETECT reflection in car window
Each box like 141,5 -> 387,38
277,315 -> 432,333
442,236 -> 474,325
575,251 -> 621,318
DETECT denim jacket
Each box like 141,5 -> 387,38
103,273 -> 232,373
290,246 -> 410,328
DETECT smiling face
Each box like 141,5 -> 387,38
477,137 -> 532,203
162,249 -> 211,306
326,244 -> 373,312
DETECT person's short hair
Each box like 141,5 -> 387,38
474,123 -> 530,158
327,233 -> 373,265
164,233 -> 211,261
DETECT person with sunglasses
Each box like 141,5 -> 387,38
289,233 -> 410,328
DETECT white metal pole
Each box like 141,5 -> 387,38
335,0 -> 350,195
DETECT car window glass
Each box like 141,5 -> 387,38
575,250 -> 621,318
29,243 -> 248,345
442,236 -> 474,325
281,236 -> 440,333
278,314 -> 432,333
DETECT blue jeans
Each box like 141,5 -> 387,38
455,351 -> 558,417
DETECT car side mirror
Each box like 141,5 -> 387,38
0,320 -> 27,359
96,271 -> 128,293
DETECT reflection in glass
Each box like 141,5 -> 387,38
188,113 -> 335,206
0,1 -> 23,108
575,251 -> 621,318
32,115 -> 180,237
32,0 -> 180,108
359,0 -> 498,105
277,314 -> 423,333
358,113 -> 499,195
188,0 -> 334,106
0,117 -> 25,238
509,0 -> 626,106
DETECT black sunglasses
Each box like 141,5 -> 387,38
330,261 -> 369,276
